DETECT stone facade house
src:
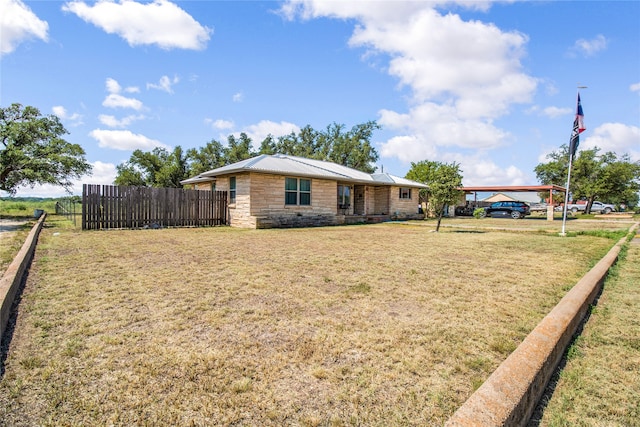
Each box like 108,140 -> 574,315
181,154 -> 427,229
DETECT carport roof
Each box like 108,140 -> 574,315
460,185 -> 566,193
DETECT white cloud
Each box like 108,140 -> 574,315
631,82 -> 640,94
582,123 -> 640,161
62,0 -> 212,50
205,118 -> 234,130
89,129 -> 169,151
98,114 -> 145,128
233,92 -> 244,103
461,158 -> 529,187
5,160 -> 117,198
242,120 -> 300,143
147,75 -> 179,93
106,77 -> 122,94
282,1 -> 536,167
102,77 -> 144,110
540,106 -> 572,119
0,0 -> 48,56
52,105 -> 83,125
84,160 -> 118,185
570,34 -> 608,58
102,93 -> 143,110
378,102 -> 512,155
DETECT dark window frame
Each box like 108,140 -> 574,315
399,187 -> 412,199
285,177 -> 311,206
229,176 -> 236,204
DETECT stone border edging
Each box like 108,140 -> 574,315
446,222 -> 639,426
0,213 -> 47,340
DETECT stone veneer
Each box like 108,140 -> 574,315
194,172 -> 422,228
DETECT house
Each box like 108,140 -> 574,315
180,154 -> 428,228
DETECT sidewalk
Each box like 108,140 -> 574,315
534,233 -> 640,425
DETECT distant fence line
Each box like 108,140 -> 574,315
82,184 -> 227,230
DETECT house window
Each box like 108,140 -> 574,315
337,185 -> 350,208
229,177 -> 236,203
399,187 -> 412,199
285,177 -> 311,206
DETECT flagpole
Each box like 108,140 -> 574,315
560,153 -> 573,236
560,86 -> 587,236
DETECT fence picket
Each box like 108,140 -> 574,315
81,185 -> 227,230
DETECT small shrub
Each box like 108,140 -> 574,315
473,208 -> 485,219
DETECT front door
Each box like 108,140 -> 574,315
353,185 -> 365,215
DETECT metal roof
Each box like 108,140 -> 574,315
460,185 -> 566,192
181,154 -> 428,188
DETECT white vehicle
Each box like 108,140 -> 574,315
565,201 -> 616,214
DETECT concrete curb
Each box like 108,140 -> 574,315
0,213 -> 47,340
446,222 -> 639,426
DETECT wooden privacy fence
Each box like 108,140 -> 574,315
82,184 -> 227,230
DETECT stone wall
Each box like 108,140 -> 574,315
190,172 -> 424,228
389,187 -> 419,218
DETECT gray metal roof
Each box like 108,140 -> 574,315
180,154 -> 427,188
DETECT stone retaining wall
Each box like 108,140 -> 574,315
446,222 -> 639,426
0,214 -> 46,340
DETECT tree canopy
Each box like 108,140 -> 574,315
0,103 -> 92,195
535,145 -> 640,212
406,160 -> 464,231
114,121 -> 381,187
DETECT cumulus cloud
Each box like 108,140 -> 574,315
147,75 -> 179,93
0,0 -> 48,55
52,105 -> 83,125
242,120 -> 300,143
569,34 -> 608,58
4,160 -> 117,197
89,129 -> 169,151
540,106 -> 572,119
99,114 -> 145,128
62,0 -> 212,50
103,93 -> 144,110
631,82 -> 640,94
460,157 -> 529,186
102,78 -> 144,110
582,123 -> 640,161
205,118 -> 234,130
233,92 -> 244,103
281,0 -> 537,172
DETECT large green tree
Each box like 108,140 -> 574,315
114,120 -> 382,188
0,103 -> 92,195
406,160 -> 464,231
114,146 -> 189,188
186,139 -> 225,176
275,121 -> 380,173
535,145 -> 640,212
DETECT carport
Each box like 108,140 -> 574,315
460,185 -> 566,221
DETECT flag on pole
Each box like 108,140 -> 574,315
569,93 -> 585,156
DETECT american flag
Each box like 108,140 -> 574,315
569,93 -> 585,156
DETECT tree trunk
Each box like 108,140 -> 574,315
435,204 -> 445,232
586,196 -> 596,214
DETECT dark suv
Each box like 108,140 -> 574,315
480,201 -> 531,219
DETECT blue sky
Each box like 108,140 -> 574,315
1,0 -> 639,197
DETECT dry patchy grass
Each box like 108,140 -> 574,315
0,221 -> 33,274
537,240 -> 640,426
0,221 -> 625,426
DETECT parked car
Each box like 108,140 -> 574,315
479,201 -> 531,219
565,201 -> 616,214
